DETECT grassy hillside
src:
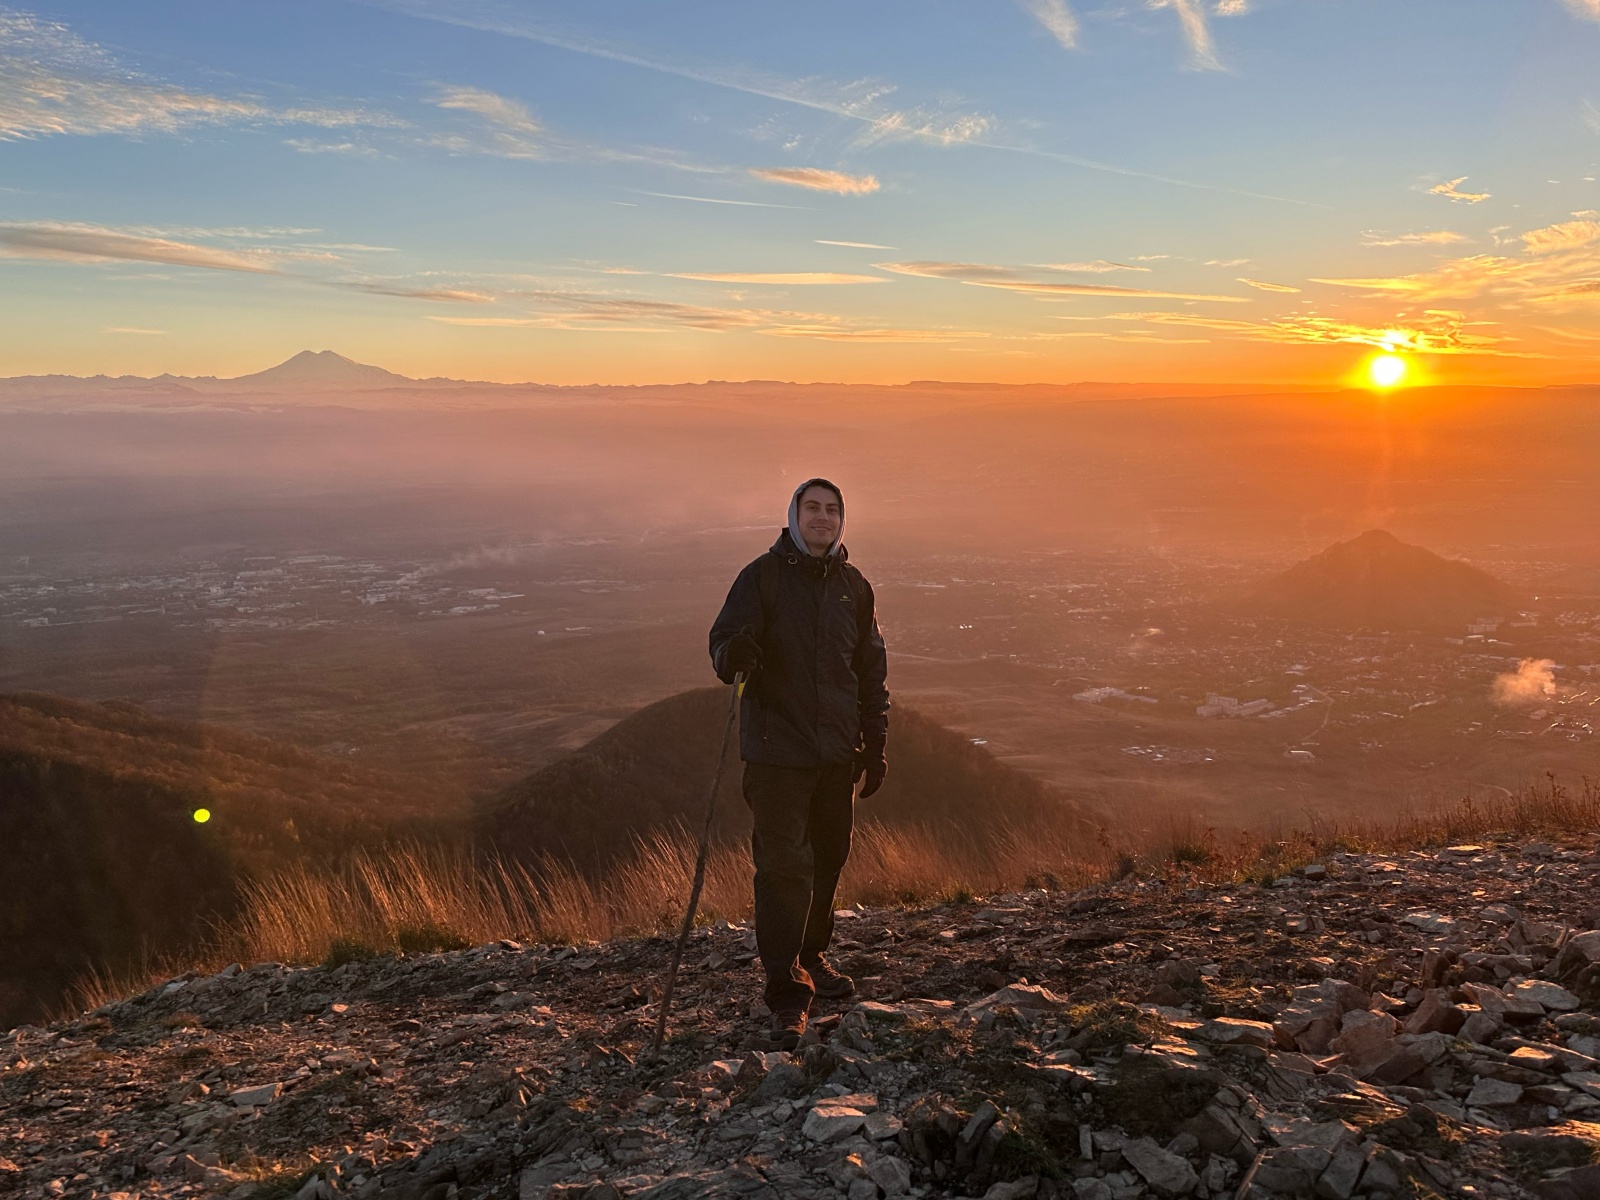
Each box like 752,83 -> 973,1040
0,747 -> 235,1030
0,692 -> 459,877
479,686 -> 1103,874
0,692 -> 463,1027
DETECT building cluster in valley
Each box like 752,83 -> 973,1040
0,554 -> 532,634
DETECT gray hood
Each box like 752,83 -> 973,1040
786,477 -> 845,559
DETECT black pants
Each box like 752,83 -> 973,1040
742,760 -> 855,1014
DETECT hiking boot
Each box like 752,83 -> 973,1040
805,957 -> 856,1000
770,1008 -> 808,1050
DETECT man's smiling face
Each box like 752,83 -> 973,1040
797,485 -> 842,556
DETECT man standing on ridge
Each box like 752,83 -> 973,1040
709,478 -> 890,1050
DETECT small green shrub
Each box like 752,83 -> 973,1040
395,923 -> 470,955
322,937 -> 381,969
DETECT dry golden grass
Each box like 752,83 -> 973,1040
66,774 -> 1600,1007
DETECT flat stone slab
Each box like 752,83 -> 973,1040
1511,980 -> 1580,1012
1465,1077 -> 1524,1107
1200,1017 -> 1275,1048
228,1082 -> 282,1108
802,1104 -> 868,1143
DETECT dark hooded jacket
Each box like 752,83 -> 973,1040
708,495 -> 889,767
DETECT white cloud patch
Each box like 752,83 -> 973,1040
1522,219 -> 1600,254
749,167 -> 879,195
1429,177 -> 1491,203
1363,230 -> 1470,247
816,240 -> 895,249
1215,0 -> 1248,14
1018,0 -> 1080,50
1149,0 -> 1222,70
1563,0 -> 1600,20
0,8 -> 384,141
430,84 -> 544,157
285,138 -> 381,157
433,85 -> 540,135
106,326 -> 166,335
1031,260 -> 1150,273
1237,277 -> 1301,292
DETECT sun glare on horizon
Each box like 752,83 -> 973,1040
1367,353 -> 1409,390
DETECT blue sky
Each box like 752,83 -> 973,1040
3,0 -> 1600,383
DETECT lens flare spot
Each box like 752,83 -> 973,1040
1368,353 -> 1407,389
192,808 -> 211,824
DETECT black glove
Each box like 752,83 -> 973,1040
854,746 -> 887,799
723,630 -> 762,676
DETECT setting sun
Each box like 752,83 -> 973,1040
1368,353 -> 1408,389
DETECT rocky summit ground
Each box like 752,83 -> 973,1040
4,837 -> 1600,1200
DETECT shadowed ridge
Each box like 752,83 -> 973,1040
479,686 -> 1100,875
0,746 -> 236,1031
0,691 -> 464,1027
1248,529 -> 1521,630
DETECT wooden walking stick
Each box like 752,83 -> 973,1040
651,673 -> 744,1053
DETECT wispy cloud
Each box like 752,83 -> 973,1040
361,1 -> 991,149
434,85 -> 540,135
1310,258 -> 1517,299
285,138 -> 382,157
1564,0 -> 1600,20
428,83 -> 728,174
876,259 -> 1246,301
1107,309 -> 1522,356
1362,230 -> 1469,247
1031,260 -> 1150,273
0,218 -> 508,308
358,0 -> 1314,205
1429,177 -> 1491,203
0,221 -> 282,273
749,167 -> 879,195
0,9 -> 386,141
668,271 -> 887,285
1522,219 -> 1600,254
816,240 -> 895,249
1017,0 -> 1080,51
105,326 -> 166,335
430,287 -> 987,343
762,325 -> 980,342
341,281 -> 495,302
1237,277 -> 1300,293
635,191 -> 808,209
430,316 -> 543,327
1149,0 -> 1222,70
429,84 -> 543,157
1306,218 -> 1600,311
1216,0 -> 1249,14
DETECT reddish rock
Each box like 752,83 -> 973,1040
1404,989 -> 1465,1035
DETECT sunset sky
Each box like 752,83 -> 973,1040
4,0 -> 1600,384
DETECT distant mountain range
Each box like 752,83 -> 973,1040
0,349 -> 1327,409
0,350 -> 479,400
1248,529 -> 1521,630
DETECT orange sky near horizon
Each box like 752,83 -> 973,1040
4,3 -> 1600,389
